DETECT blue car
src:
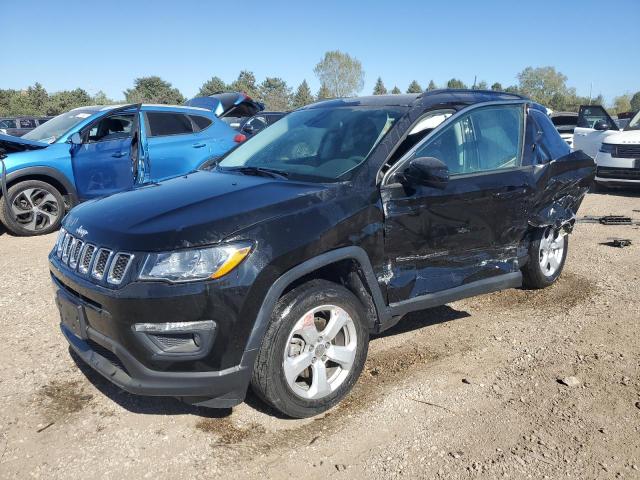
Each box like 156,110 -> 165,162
0,103 -> 242,236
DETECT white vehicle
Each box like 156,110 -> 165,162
550,112 -> 578,148
572,105 -> 620,159
593,110 -> 640,188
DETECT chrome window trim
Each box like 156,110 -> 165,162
381,99 -> 529,186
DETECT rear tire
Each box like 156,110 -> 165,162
0,180 -> 64,236
522,227 -> 568,289
251,279 -> 369,418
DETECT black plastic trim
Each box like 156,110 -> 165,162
5,166 -> 78,205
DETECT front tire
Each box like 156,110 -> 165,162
522,227 -> 568,289
0,180 -> 64,236
251,279 -> 369,418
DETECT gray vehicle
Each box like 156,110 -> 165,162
0,117 -> 52,137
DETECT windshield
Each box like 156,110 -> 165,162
217,106 -> 405,181
625,111 -> 640,131
22,109 -> 96,143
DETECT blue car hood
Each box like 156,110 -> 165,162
0,133 -> 49,154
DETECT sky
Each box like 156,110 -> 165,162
2,0 -> 639,105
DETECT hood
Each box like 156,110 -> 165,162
184,92 -> 264,118
63,170 -> 331,252
0,133 -> 49,154
601,129 -> 640,145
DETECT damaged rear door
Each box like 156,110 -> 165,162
380,103 -> 533,303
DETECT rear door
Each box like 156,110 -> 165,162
573,105 -> 619,158
144,111 -> 215,180
381,103 -> 532,303
71,105 -> 141,200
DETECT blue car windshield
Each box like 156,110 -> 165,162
218,106 -> 405,181
22,109 -> 97,143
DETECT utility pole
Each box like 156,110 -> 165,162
588,82 -> 593,104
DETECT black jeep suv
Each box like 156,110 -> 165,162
49,90 -> 595,418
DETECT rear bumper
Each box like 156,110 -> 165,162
62,322 -> 250,406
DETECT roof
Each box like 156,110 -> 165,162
304,89 -> 529,110
68,104 -> 211,114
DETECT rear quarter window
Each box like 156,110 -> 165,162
146,112 -> 194,137
189,115 -> 213,132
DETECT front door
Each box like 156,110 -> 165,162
381,103 -> 532,303
573,105 -> 619,158
71,106 -> 142,200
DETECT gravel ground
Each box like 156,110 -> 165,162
0,191 -> 638,479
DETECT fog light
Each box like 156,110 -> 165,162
133,321 -> 216,357
134,320 -> 215,333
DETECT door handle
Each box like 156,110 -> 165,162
111,152 -> 127,158
192,143 -> 206,148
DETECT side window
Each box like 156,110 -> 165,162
86,114 -> 133,143
189,115 -> 212,132
0,119 -> 17,128
577,106 -> 616,129
524,110 -> 571,166
19,118 -> 36,128
413,104 -> 523,175
146,112 -> 194,137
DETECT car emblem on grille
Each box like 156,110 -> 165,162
75,226 -> 88,238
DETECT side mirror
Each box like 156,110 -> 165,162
403,156 -> 449,189
69,132 -> 83,145
593,120 -> 610,131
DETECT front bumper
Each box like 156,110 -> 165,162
594,152 -> 640,185
50,254 -> 259,406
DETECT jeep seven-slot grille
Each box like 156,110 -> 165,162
79,245 -> 96,274
53,231 -> 133,285
92,249 -> 112,280
107,253 -> 133,285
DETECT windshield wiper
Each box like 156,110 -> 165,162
224,166 -> 289,179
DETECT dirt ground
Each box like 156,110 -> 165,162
0,191 -> 638,479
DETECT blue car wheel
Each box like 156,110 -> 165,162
0,180 -> 64,236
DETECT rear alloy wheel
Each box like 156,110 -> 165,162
522,226 -> 568,289
251,280 -> 369,418
0,180 -> 64,236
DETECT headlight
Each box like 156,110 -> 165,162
139,242 -> 252,282
599,143 -> 616,154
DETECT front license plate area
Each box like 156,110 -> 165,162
57,292 -> 88,340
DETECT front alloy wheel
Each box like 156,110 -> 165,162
0,180 -> 64,236
251,280 -> 369,418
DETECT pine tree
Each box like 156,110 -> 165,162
373,77 -> 387,95
316,83 -> 332,101
292,80 -> 314,108
427,80 -> 437,91
406,80 -> 423,93
391,86 -> 402,94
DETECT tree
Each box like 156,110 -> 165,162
427,80 -> 437,91
516,66 -> 569,107
198,76 -> 227,96
491,82 -> 503,91
292,80 -> 313,108
45,88 -> 92,115
124,76 -> 184,104
630,91 -> 640,111
406,80 -> 423,93
316,83 -> 332,101
314,50 -> 364,98
613,94 -> 632,114
474,80 -> 488,90
257,77 -> 291,111
230,70 -> 258,98
504,85 -> 520,94
446,78 -> 467,89
391,86 -> 401,94
373,77 -> 387,95
92,90 -> 113,105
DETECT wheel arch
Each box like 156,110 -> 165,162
3,167 -> 78,207
240,247 -> 390,369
